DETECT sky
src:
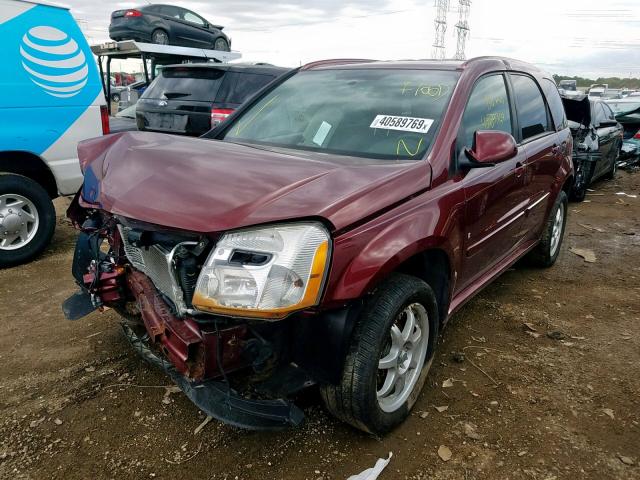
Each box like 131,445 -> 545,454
59,0 -> 640,78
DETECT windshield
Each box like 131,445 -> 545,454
221,69 -> 459,160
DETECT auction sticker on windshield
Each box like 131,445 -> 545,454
370,115 -> 434,133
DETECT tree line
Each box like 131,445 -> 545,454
553,75 -> 640,90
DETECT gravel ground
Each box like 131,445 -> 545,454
0,171 -> 638,480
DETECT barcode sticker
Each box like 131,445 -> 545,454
370,115 -> 434,133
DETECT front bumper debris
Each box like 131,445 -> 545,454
123,324 -> 305,430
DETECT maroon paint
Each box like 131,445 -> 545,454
467,130 -> 517,164
78,57 -> 573,323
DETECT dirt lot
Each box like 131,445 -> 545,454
1,172 -> 639,480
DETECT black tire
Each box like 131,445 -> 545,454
604,140 -> 621,180
151,29 -> 169,45
571,161 -> 595,202
604,156 -> 618,180
0,174 -> 56,268
320,273 -> 439,435
213,37 -> 229,51
527,190 -> 568,268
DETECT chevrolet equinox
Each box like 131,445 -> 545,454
64,57 -> 573,434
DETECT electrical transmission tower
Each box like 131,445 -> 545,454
432,0 -> 449,60
454,0 -> 471,60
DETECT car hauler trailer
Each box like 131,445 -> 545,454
91,40 -> 241,109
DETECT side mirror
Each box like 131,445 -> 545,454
463,130 -> 517,167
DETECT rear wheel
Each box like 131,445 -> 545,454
151,29 -> 169,45
0,174 -> 55,268
320,273 -> 439,434
213,37 -> 229,51
604,141 -> 621,180
604,156 -> 618,180
527,190 -> 568,268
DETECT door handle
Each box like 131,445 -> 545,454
515,161 -> 525,178
551,145 -> 562,156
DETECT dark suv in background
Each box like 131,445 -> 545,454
109,4 -> 231,51
136,64 -> 288,136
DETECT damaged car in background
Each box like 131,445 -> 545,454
64,57 -> 573,434
605,95 -> 640,168
561,94 -> 623,201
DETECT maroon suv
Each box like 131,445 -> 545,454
65,57 -> 573,434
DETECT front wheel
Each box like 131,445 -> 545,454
0,174 -> 56,268
213,37 -> 229,51
571,160 -> 595,202
320,273 -> 439,435
526,190 -> 568,268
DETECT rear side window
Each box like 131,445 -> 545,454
542,79 -> 567,131
142,68 -> 225,102
221,72 -> 277,104
510,74 -> 551,140
459,74 -> 513,150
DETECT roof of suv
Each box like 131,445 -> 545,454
302,56 -> 547,77
160,63 -> 288,76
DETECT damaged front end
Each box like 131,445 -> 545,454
561,95 -> 601,199
62,194 -> 346,430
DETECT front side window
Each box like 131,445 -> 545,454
184,11 -> 205,25
221,69 -> 459,160
510,74 -> 551,141
458,74 -> 513,150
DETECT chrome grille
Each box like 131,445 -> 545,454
118,225 -> 190,314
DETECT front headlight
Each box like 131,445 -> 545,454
192,222 -> 330,319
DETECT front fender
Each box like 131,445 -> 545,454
323,192 -> 464,305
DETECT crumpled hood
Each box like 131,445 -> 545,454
78,132 -> 431,233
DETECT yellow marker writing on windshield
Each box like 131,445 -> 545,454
397,137 -> 424,157
235,95 -> 280,136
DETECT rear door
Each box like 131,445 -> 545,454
459,73 -> 529,290
137,67 -> 226,136
180,10 -> 213,46
509,74 -> 561,239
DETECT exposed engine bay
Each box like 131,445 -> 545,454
63,194 -> 354,430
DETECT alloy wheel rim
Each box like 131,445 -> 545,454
155,31 -> 168,44
0,193 -> 39,250
376,303 -> 430,413
550,202 -> 564,257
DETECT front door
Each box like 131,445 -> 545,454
457,73 -> 528,291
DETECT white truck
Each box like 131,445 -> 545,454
0,0 -> 107,267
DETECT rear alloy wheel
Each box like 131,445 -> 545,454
527,190 -> 568,268
151,29 -> 169,45
213,37 -> 229,51
320,273 -> 439,434
0,174 -> 55,268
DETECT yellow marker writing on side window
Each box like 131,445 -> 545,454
397,137 -> 424,157
235,95 -> 280,136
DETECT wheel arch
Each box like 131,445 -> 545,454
0,151 -> 58,199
